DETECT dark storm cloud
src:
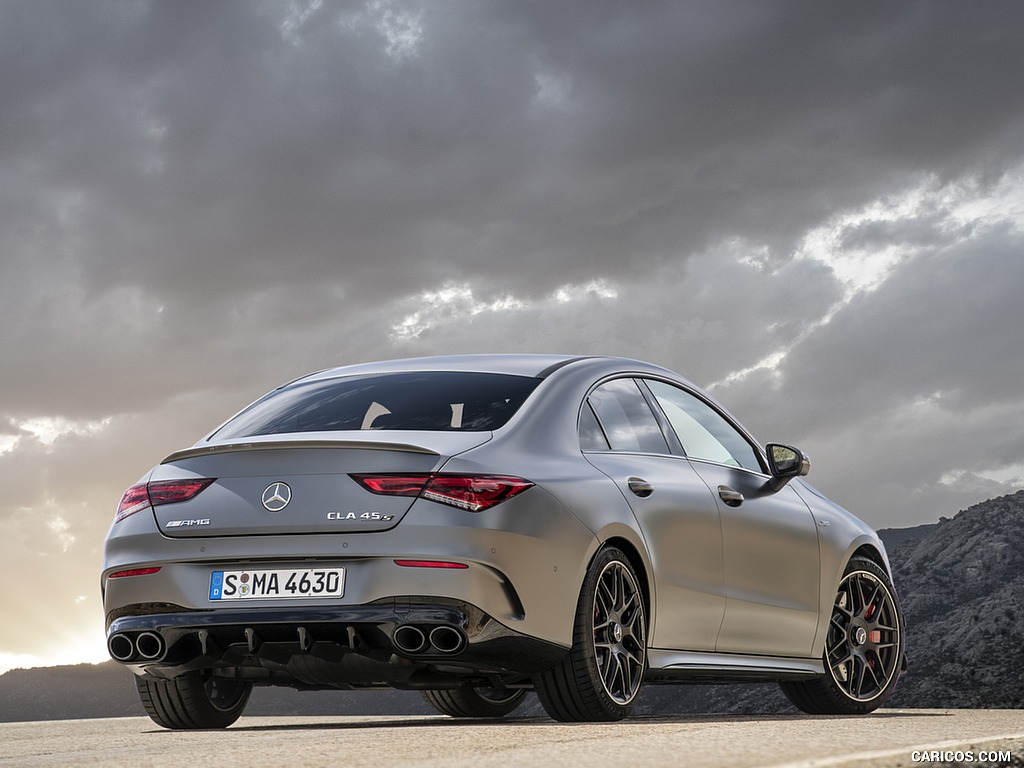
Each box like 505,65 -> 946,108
707,214 -> 1024,525
3,0 -> 1022,420
783,225 -> 1024,422
6,2 -> 1024,335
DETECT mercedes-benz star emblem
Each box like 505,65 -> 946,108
261,482 -> 292,512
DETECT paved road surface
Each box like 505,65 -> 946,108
3,710 -> 1024,767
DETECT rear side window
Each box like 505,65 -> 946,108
586,379 -> 669,453
578,402 -> 611,451
211,372 -> 541,439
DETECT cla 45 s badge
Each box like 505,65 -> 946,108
327,511 -> 395,522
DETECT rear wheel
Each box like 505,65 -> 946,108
422,685 -> 527,718
781,557 -> 903,714
535,546 -> 647,722
135,670 -> 252,730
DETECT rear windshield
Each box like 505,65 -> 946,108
210,372 -> 541,439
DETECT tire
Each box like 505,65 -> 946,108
422,685 -> 528,718
135,670 -> 252,730
780,556 -> 904,715
535,546 -> 647,722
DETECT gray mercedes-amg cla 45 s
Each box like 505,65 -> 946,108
102,354 -> 905,728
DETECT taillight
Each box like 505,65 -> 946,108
148,478 -> 216,505
351,473 -> 534,512
421,475 -> 534,512
114,478 -> 216,523
353,475 -> 430,497
115,484 -> 152,523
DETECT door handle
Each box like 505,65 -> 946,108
718,485 -> 744,507
628,477 -> 654,498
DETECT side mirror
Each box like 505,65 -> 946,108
765,443 -> 810,492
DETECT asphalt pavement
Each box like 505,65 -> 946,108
3,710 -> 1024,767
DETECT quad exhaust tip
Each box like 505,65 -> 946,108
107,631 -> 167,663
393,624 -> 466,655
109,623 -> 466,663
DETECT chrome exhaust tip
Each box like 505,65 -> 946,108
393,625 -> 428,654
107,633 -> 136,662
428,626 -> 466,654
135,631 -> 166,661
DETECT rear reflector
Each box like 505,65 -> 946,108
114,478 -> 216,524
108,567 -> 162,579
394,560 -> 469,569
351,473 -> 534,512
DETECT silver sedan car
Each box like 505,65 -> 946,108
102,354 -> 904,728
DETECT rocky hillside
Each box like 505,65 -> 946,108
885,490 -> 1024,708
3,490 -> 1023,720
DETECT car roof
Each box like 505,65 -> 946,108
295,354 -> 678,384
298,354 -> 591,382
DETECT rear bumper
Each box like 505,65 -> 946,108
102,486 -> 599,650
106,598 -> 566,687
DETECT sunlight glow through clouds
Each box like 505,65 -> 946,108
16,416 -> 112,447
47,516 -> 76,553
372,1 -> 424,62
711,171 -> 1024,390
797,183 -> 937,299
976,463 -> 1024,486
939,466 -> 1024,491
281,0 -> 423,61
389,279 -> 618,341
0,639 -> 109,675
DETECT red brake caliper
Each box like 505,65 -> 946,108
864,601 -> 882,644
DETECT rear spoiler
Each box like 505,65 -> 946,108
162,439 -> 439,464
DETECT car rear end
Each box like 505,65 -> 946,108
101,364 -> 595,690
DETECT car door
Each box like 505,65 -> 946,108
580,378 -> 726,652
644,380 -> 821,659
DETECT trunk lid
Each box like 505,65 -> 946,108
149,432 -> 488,537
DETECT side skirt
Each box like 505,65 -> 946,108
645,649 -> 823,684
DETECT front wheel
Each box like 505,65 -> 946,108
781,556 -> 904,714
422,685 -> 528,718
135,670 -> 252,729
535,546 -> 647,722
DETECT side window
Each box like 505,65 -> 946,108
578,402 -> 611,450
587,379 -> 669,454
646,380 -> 763,472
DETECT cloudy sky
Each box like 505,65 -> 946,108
3,0 -> 1024,673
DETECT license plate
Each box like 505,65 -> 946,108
209,568 -> 345,601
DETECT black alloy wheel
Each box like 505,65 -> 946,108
781,556 -> 903,714
535,546 -> 647,721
